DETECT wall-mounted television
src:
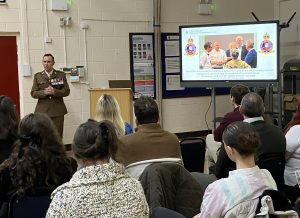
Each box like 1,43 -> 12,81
179,20 -> 279,87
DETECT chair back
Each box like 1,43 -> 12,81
150,207 -> 186,218
256,152 -> 285,191
11,195 -> 51,218
180,137 -> 206,173
139,162 -> 203,218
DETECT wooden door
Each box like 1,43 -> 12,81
0,36 -> 20,115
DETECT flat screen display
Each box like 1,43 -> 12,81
179,21 -> 279,87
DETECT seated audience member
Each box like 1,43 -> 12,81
206,84 -> 250,168
95,94 -> 132,136
46,119 -> 149,217
283,101 -> 300,203
0,113 -> 76,202
194,121 -> 277,218
116,96 -> 182,179
224,50 -> 251,69
0,95 -> 19,164
214,93 -> 286,190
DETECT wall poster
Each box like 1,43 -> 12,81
129,33 -> 155,99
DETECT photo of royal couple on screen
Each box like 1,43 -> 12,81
198,34 -> 257,70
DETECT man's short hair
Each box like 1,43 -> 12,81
230,84 -> 250,105
134,96 -> 159,124
203,42 -> 212,50
246,40 -> 254,48
43,53 -> 55,62
241,92 -> 264,117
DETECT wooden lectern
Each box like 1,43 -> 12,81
89,88 -> 133,124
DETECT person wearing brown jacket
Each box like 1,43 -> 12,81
31,53 -> 70,138
116,96 -> 182,178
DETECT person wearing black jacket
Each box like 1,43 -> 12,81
214,93 -> 286,191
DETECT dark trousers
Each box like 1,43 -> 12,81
51,116 -> 64,139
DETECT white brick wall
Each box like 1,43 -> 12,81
0,0 -> 292,144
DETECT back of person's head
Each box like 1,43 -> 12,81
0,95 -> 19,139
241,92 -> 264,118
1,113 -> 73,196
223,121 -> 260,156
72,119 -> 119,161
95,94 -> 125,136
231,49 -> 239,60
134,96 -> 159,124
230,84 -> 250,105
18,113 -> 64,154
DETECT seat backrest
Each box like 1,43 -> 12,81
150,207 -> 186,218
180,137 -> 206,173
11,195 -> 51,218
256,153 -> 285,191
139,162 -> 203,218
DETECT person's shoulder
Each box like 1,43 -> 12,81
124,122 -> 133,135
34,71 -> 44,77
51,181 -> 71,198
54,69 -> 65,75
224,109 -> 242,119
205,178 -> 225,193
36,70 -> 44,74
258,121 -> 285,137
120,131 -> 138,143
265,122 -> 283,131
162,129 -> 179,139
288,124 -> 300,133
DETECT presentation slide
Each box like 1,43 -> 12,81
180,21 -> 279,83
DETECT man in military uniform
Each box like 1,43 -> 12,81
31,53 -> 70,138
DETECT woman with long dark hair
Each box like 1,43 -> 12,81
0,113 -> 76,201
0,95 -> 19,164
